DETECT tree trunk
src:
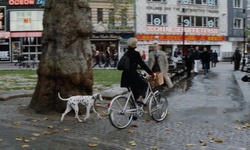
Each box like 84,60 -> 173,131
29,0 -> 93,113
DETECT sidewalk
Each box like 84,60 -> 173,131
1,62 -> 250,149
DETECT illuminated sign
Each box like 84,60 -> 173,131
36,0 -> 46,6
136,34 -> 226,41
9,0 -> 35,5
146,26 -> 219,34
10,10 -> 44,31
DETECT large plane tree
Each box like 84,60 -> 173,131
29,0 -> 93,113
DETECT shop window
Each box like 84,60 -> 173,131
30,46 -> 36,53
22,47 -> 29,53
12,41 -> 21,62
37,37 -> 42,44
37,46 -> 42,52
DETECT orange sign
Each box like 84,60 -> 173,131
136,34 -> 226,41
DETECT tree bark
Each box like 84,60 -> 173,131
29,0 -> 93,113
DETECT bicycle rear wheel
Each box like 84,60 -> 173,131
149,91 -> 169,122
108,95 -> 134,129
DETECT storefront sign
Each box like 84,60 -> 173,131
138,40 -> 223,45
0,51 -> 10,61
146,26 -> 219,34
92,34 -> 119,39
10,10 -> 43,31
9,0 -> 35,5
136,34 -> 226,41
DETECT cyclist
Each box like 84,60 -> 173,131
120,37 -> 155,106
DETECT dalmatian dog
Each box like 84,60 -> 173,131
58,92 -> 103,122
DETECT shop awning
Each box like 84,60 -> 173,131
10,32 -> 42,37
0,32 -> 10,38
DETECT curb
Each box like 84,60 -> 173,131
0,90 -> 34,101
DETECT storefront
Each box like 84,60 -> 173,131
0,0 -> 45,62
136,34 -> 226,61
91,33 -> 134,59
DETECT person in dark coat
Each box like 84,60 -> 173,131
104,47 -> 112,68
184,49 -> 194,78
120,37 -> 155,105
232,49 -> 241,71
200,47 -> 211,75
211,50 -> 218,67
92,51 -> 102,68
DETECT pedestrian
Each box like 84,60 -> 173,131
92,51 -> 102,68
120,37 -> 155,106
184,49 -> 194,78
148,43 -> 173,89
141,50 -> 146,61
211,50 -> 218,67
174,48 -> 178,58
112,50 -> 118,67
15,52 -> 24,66
192,46 -> 201,75
104,47 -> 112,68
200,47 -> 211,75
232,48 -> 241,71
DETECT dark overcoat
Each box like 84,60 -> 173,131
120,48 -> 153,88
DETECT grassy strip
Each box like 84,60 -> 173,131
0,69 -> 122,91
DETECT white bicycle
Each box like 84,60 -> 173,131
108,74 -> 169,129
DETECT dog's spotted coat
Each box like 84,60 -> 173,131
58,93 -> 103,122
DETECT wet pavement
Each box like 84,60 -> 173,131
1,62 -> 250,149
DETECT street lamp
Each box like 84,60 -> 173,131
241,10 -> 246,71
182,8 -> 186,56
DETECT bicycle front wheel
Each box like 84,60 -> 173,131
108,96 -> 134,129
149,91 -> 169,122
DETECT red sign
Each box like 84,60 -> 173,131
136,34 -> 226,41
9,0 -> 35,5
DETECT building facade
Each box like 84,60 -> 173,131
0,0 -> 45,62
0,0 -> 135,62
135,0 -> 228,61
227,0 -> 248,59
89,0 -> 135,60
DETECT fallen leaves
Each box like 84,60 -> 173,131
235,120 -> 250,130
143,119 -> 152,123
215,138 -> 223,143
129,141 -> 137,146
186,143 -> 194,147
21,145 -> 30,148
13,121 -> 21,126
128,129 -> 135,133
176,122 -> 183,125
88,143 -> 98,147
32,133 -> 40,137
42,130 -> 57,135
